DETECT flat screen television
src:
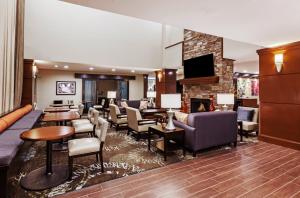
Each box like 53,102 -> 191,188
184,54 -> 215,78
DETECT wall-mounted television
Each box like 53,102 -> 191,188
184,53 -> 215,78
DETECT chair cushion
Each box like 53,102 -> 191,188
93,105 -> 103,109
237,108 -> 254,121
175,111 -> 188,124
116,118 -> 127,124
242,121 -> 258,131
137,123 -> 156,132
139,101 -> 148,110
0,119 -> 8,134
68,137 -> 100,156
0,129 -> 26,166
120,101 -> 128,108
71,119 -> 90,126
74,123 -> 94,133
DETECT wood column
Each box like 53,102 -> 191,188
257,41 -> 300,150
143,74 -> 148,98
21,59 -> 33,106
155,69 -> 177,107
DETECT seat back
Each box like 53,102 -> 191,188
78,104 -> 84,116
95,117 -> 109,142
87,107 -> 94,121
126,107 -> 142,131
109,104 -> 120,123
91,109 -> 99,125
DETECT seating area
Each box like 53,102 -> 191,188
1,1 -> 300,197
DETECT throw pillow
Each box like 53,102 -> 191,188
175,111 -> 188,124
139,100 -> 148,110
237,108 -> 254,121
120,101 -> 128,108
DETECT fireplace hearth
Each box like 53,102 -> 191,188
190,98 -> 211,113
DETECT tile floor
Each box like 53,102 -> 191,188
58,141 -> 300,198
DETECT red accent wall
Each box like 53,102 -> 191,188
257,41 -> 300,150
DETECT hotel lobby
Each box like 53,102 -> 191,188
1,0 -> 300,197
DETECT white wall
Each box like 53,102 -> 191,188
129,75 -> 144,100
25,0 -> 162,69
234,60 -> 259,73
37,69 -> 144,109
162,25 -> 184,69
37,69 -> 82,110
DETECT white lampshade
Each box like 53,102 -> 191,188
147,91 -> 156,98
161,94 -> 181,109
217,94 -> 234,105
107,91 -> 116,99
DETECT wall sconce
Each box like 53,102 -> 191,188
32,65 -> 38,78
157,72 -> 162,82
274,53 -> 283,72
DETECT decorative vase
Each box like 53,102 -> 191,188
209,95 -> 216,111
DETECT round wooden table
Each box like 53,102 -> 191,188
20,126 -> 75,191
42,112 -> 80,150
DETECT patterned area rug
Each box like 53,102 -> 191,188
7,128 -> 258,198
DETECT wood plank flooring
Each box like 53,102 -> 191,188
58,141 -> 300,198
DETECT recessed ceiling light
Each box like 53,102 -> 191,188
131,70 -> 135,73
89,67 -> 94,70
54,65 -> 59,68
63,65 -> 69,69
112,68 -> 116,72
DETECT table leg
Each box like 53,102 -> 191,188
239,122 -> 243,142
164,136 -> 167,161
20,140 -> 69,191
182,134 -> 186,157
148,129 -> 151,151
46,141 -> 52,174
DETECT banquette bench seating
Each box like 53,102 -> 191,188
0,105 -> 42,198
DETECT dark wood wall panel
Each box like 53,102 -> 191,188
21,59 -> 33,106
260,75 -> 300,104
257,41 -> 300,150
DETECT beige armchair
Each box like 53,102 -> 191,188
126,107 -> 157,140
109,104 -> 127,130
71,107 -> 93,127
238,106 -> 259,138
68,117 -> 109,180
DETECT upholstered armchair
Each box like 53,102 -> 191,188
237,106 -> 259,137
126,107 -> 157,140
68,117 -> 109,180
69,104 -> 84,116
93,98 -> 107,110
73,109 -> 99,137
109,104 -> 127,130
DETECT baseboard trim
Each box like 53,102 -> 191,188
259,134 -> 300,150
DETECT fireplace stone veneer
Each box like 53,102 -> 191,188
183,30 -> 235,113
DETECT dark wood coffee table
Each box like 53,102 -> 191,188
20,126 -> 75,191
148,125 -> 185,161
141,108 -> 166,119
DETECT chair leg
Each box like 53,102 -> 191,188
193,151 -> 197,157
136,133 -> 140,141
96,153 -> 99,162
100,144 -> 104,173
68,157 -> 73,181
233,141 -> 237,147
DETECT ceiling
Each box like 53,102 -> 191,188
63,0 -> 300,47
34,60 -> 155,74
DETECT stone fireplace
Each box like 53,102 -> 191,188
182,30 -> 235,113
190,98 -> 211,113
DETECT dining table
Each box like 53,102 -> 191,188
44,107 -> 70,113
20,126 -> 75,191
42,111 -> 80,150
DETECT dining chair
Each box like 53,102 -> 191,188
68,117 -> 109,180
73,109 -> 99,137
71,107 -> 94,127
126,107 -> 157,140
109,104 -> 127,131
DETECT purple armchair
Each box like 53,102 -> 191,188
174,111 -> 238,157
